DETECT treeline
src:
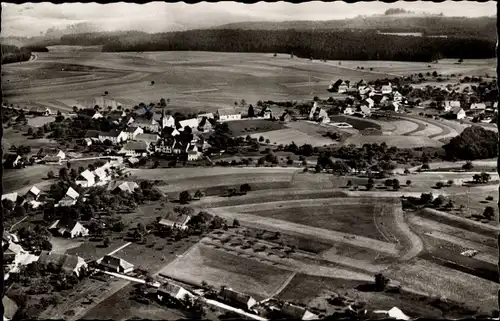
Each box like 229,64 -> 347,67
216,16 -> 497,41
96,29 -> 495,62
1,44 -> 32,65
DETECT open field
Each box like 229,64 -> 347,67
159,242 -> 295,300
344,134 -> 443,148
247,128 -> 334,147
227,119 -> 286,136
3,165 -> 60,193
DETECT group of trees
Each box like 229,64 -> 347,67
443,126 -> 498,160
1,44 -> 32,65
96,29 -> 495,62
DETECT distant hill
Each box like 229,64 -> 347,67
212,15 -> 496,41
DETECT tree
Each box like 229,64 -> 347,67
59,168 -> 69,181
392,179 -> 400,190
259,136 -> 265,142
240,183 -> 251,194
404,168 -> 410,175
435,181 -> 445,189
374,273 -> 389,291
47,171 -> 54,179
433,195 -> 446,208
483,206 -> 495,220
458,58 -> 463,64
384,179 -> 393,188
248,105 -> 255,118
179,191 -> 192,204
27,127 -> 34,136
103,237 -> 110,248
366,183 -> 374,191
480,172 -> 491,183
240,99 -> 246,107
444,126 -> 498,160
151,80 -> 155,85
447,179 -> 454,186
346,180 -> 353,187
462,161 -> 474,170
406,180 -> 412,186
265,139 -> 271,144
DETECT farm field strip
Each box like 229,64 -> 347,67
129,167 -> 298,180
207,208 -> 399,255
422,231 -> 497,265
344,134 -> 443,148
247,128 -> 334,147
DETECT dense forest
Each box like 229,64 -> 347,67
1,44 -> 32,65
213,16 -> 497,41
91,29 -> 496,62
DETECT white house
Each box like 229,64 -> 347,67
93,165 -> 112,185
197,112 -> 214,121
49,219 -> 89,238
98,130 -> 128,144
98,255 -> 134,274
76,170 -> 96,188
343,107 -> 354,115
124,126 -> 144,140
91,111 -> 104,120
25,186 -> 41,202
391,102 -> 400,112
443,100 -> 461,112
216,108 -> 242,122
179,118 -> 199,130
2,193 -> 18,205
393,91 -> 403,103
470,103 -> 486,111
219,288 -> 257,310
56,187 -> 79,207
381,83 -> 393,94
187,145 -> 201,161
107,181 -> 139,194
157,283 -> 195,302
337,81 -> 349,93
450,107 -> 466,120
159,212 -> 191,230
119,141 -> 150,157
309,102 -> 330,123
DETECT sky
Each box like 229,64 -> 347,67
1,1 -> 497,37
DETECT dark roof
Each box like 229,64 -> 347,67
99,129 -> 123,138
220,288 -> 253,304
135,133 -> 159,141
85,130 -> 101,138
159,212 -> 191,226
50,218 -> 80,231
37,251 -> 82,273
124,126 -> 140,133
281,302 -> 308,319
123,141 -> 149,151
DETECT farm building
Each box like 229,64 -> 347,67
157,282 -> 195,302
443,100 -> 461,112
56,187 -> 79,207
197,117 -> 214,132
309,102 -> 330,123
135,133 -> 160,145
3,154 -> 23,169
259,106 -> 273,119
119,141 -> 150,157
470,103 -> 486,111
76,169 -> 96,187
159,212 -> 192,230
98,255 -> 134,274
281,302 -> 318,320
98,130 -> 128,144
29,106 -> 51,116
155,137 -> 177,154
131,117 -> 160,133
107,181 -> 139,194
24,185 -> 41,202
450,107 -> 466,120
179,118 -> 199,130
37,251 -> 88,277
216,108 -> 242,122
124,126 -> 144,140
219,288 -> 257,311
49,219 -> 89,238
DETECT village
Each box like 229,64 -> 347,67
2,68 -> 499,320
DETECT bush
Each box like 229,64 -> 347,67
447,179 -> 454,186
486,196 -> 494,201
435,182 -> 445,189
47,171 -> 54,179
462,161 -> 474,170
483,206 -> 495,220
406,180 -> 412,186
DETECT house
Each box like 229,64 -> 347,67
159,212 -> 191,230
98,255 -> 134,274
135,133 -> 160,145
2,193 -> 18,207
98,130 -> 128,144
280,111 -> 293,122
49,219 -> 89,238
443,100 -> 461,112
119,141 -> 150,157
357,79 -> 368,89
56,187 -> 79,207
219,288 -> 257,311
197,112 -> 214,121
393,91 -> 403,103
91,111 -> 104,120
84,130 -> 101,142
450,107 -> 466,120
309,102 -> 330,123
83,138 -> 93,146
343,107 -> 354,115
131,117 -> 160,133
173,141 -> 189,154
391,102 -> 400,112
179,118 -> 199,130
162,126 -> 180,137
24,185 -> 41,202
124,126 -> 144,140
29,106 -> 51,116
470,103 -> 486,111
197,117 -> 214,132
3,154 -> 23,169
281,302 -> 318,320
216,108 -> 242,122
127,157 -> 140,166
107,181 -> 139,194
76,169 -> 96,187
363,98 -> 375,109
159,108 -> 176,129
337,81 -> 349,93
381,82 -> 393,94
260,106 -> 272,119
43,155 -> 62,165
157,282 -> 195,302
93,165 -> 112,185
37,251 -> 88,277
187,145 -> 201,161
155,137 -> 176,154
